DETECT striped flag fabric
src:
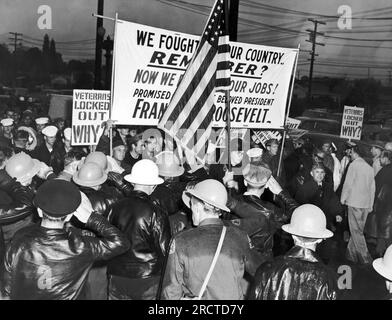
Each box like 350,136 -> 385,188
158,0 -> 230,163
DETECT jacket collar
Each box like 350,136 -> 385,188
285,245 -> 321,263
199,218 -> 223,227
38,225 -> 67,234
244,191 -> 262,198
132,189 -> 149,198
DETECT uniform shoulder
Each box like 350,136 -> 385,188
8,224 -> 40,249
225,221 -> 251,238
173,226 -> 197,243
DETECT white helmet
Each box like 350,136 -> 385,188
282,204 -> 333,239
373,245 -> 392,281
124,159 -> 164,185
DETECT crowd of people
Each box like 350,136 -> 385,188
0,103 -> 392,300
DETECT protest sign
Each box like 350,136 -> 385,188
340,105 -> 364,140
72,90 -> 110,146
111,20 -> 298,129
286,117 -> 301,130
251,130 -> 282,147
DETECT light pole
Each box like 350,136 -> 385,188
94,0 -> 104,89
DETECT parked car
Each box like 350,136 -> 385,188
302,109 -> 342,122
296,117 -> 341,135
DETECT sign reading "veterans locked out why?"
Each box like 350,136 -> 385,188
72,90 -> 111,146
340,105 -> 364,140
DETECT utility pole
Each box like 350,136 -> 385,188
228,0 -> 239,41
8,32 -> 23,88
306,19 -> 325,99
103,35 -> 113,90
94,0 -> 104,89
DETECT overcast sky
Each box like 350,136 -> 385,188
1,0 -> 392,82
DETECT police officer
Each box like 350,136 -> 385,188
107,159 -> 171,300
73,162 -> 118,218
82,151 -> 129,198
73,162 -> 122,300
3,152 -> 54,244
248,204 -> 338,300
152,151 -> 188,235
2,179 -> 130,300
227,162 -> 298,260
162,179 -> 261,300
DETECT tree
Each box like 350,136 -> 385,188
49,39 -> 56,57
42,34 -> 50,56
0,44 -> 12,85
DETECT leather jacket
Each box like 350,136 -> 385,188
0,169 -> 35,208
107,190 -> 171,279
365,164 -> 392,240
0,170 -> 37,249
3,213 -> 130,300
248,246 -> 338,300
227,190 -> 298,255
78,186 -> 122,218
151,181 -> 187,216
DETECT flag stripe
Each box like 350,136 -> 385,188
181,89 -> 216,145
217,61 -> 230,69
186,101 -> 216,150
215,78 -> 231,88
160,42 -> 213,128
218,44 -> 230,54
158,0 -> 230,164
159,41 -> 209,125
167,51 -> 217,133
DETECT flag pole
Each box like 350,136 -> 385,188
108,12 -> 118,158
224,0 -> 232,173
276,45 -> 300,179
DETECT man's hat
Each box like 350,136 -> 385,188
112,138 -> 125,150
63,128 -> 72,141
345,141 -> 357,149
42,125 -> 58,137
23,109 -> 34,115
35,117 -> 49,125
33,180 -> 82,217
242,162 -> 272,187
1,118 -> 14,127
247,148 -> 263,158
371,140 -> 385,150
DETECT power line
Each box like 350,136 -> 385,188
323,34 -> 392,42
325,41 -> 392,49
241,1 -> 392,21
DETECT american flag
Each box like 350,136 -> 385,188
158,0 -> 230,163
